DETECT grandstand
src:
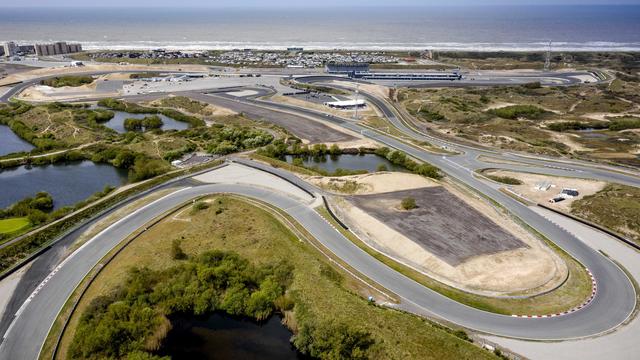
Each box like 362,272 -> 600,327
353,71 -> 462,81
325,61 -> 370,74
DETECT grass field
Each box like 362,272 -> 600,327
0,217 -> 30,234
55,196 -> 496,360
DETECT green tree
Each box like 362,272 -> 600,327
401,197 -> 417,210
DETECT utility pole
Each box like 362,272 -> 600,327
354,84 -> 360,121
544,41 -> 552,71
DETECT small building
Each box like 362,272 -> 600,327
324,99 -> 366,110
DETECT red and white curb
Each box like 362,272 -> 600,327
511,268 -> 597,319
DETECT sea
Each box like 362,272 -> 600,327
1,5 -> 639,51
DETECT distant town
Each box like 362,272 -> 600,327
1,41 -> 82,59
82,48 -> 427,68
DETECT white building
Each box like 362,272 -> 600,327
324,99 -> 366,110
2,42 -> 18,57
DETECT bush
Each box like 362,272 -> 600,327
490,105 -> 546,120
129,158 -> 168,182
69,250 -> 292,359
547,121 -> 608,132
609,117 -> 640,131
192,201 -> 209,212
376,164 -> 388,172
170,239 -> 187,260
293,321 -> 375,360
41,75 -> 93,88
486,175 -> 523,185
400,197 -> 417,210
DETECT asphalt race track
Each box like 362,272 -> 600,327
0,69 -> 638,359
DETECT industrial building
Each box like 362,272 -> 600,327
325,61 -> 370,74
34,42 -> 82,56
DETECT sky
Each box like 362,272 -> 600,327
2,0 -> 640,6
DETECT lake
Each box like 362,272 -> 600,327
0,125 -> 34,156
285,153 -> 406,173
157,313 -> 304,360
0,161 -> 128,209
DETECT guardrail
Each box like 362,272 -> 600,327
230,158 -> 316,199
321,196 -> 349,230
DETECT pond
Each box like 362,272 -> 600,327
285,153 -> 407,173
0,160 -> 128,209
91,106 -> 190,133
0,125 -> 34,156
157,313 -> 305,360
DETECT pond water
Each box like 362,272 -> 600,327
157,313 -> 305,360
575,129 -> 608,138
285,153 -> 406,173
0,160 -> 128,209
0,125 -> 34,156
91,106 -> 190,133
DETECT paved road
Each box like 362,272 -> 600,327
189,88 -> 638,337
0,162 -> 634,360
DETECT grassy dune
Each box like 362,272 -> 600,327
56,196 -> 495,360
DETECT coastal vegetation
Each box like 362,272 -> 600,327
489,105 -> 547,120
484,174 -> 524,185
69,250 -> 294,359
129,72 -> 162,79
400,78 -> 640,166
0,96 -> 281,273
58,196 -> 494,360
571,184 -> 640,245
41,76 -> 94,88
546,117 -> 640,132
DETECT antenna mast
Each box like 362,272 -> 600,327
544,41 -> 552,71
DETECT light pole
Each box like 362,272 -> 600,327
354,84 -> 360,121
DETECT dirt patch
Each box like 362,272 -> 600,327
305,172 -> 438,195
483,169 -> 607,212
349,188 -> 527,265
189,93 -> 357,144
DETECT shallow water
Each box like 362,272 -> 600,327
157,313 -> 304,360
0,160 -> 128,209
285,153 -> 406,173
0,125 -> 34,156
